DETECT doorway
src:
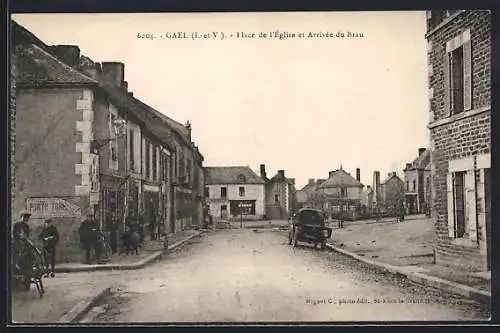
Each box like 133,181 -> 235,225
221,205 -> 228,219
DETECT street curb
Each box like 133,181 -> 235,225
57,286 -> 112,323
325,243 -> 491,304
55,231 -> 203,273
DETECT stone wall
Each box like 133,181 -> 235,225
427,10 -> 491,271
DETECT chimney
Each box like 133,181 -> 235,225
101,62 -> 125,87
50,45 -> 80,67
419,148 -> 426,156
185,121 -> 192,141
393,172 -> 397,177
356,168 -> 360,181
278,170 -> 285,178
122,81 -> 128,91
308,178 -> 315,184
329,170 -> 335,177
78,56 -> 99,79
260,164 -> 266,178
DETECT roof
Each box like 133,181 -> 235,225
405,149 -> 431,171
13,21 -> 202,162
382,174 -> 404,185
298,181 -> 317,192
204,167 -> 266,185
269,172 -> 295,184
15,44 -> 97,86
317,169 -> 364,189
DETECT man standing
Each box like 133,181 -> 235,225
39,219 -> 59,277
79,212 -> 98,264
107,216 -> 118,254
13,210 -> 34,291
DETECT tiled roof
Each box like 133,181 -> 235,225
15,44 -> 97,86
317,169 -> 364,189
205,167 -> 266,185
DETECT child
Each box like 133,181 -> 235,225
39,219 -> 59,277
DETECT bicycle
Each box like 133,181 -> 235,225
12,239 -> 47,298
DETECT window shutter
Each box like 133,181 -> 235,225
447,173 -> 455,238
465,170 -> 477,242
444,53 -> 451,115
463,40 -> 472,111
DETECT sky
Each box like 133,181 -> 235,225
13,12 -> 430,189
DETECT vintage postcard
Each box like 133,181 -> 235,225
9,10 -> 491,323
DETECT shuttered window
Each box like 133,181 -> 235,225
453,171 -> 466,238
445,30 -> 472,117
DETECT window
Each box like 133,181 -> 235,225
453,171 -> 466,238
406,181 -> 409,191
204,187 -> 209,198
340,188 -> 346,197
413,180 -> 416,192
275,194 -> 279,202
109,112 -> 118,170
446,30 -> 472,115
220,187 -> 227,198
162,154 -> 169,181
449,47 -> 464,114
152,145 -> 158,181
186,159 -> 192,185
129,130 -> 135,171
239,186 -> 245,197
145,140 -> 150,179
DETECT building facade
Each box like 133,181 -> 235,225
404,148 -> 431,215
426,10 -> 491,271
260,165 -> 296,219
317,167 -> 364,220
380,172 -> 405,215
11,21 -> 204,262
205,167 -> 266,220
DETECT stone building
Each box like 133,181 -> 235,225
204,166 -> 266,220
260,165 -> 296,219
426,10 -> 491,271
316,167 -> 364,220
403,148 -> 431,215
11,21 -> 204,262
380,172 -> 405,215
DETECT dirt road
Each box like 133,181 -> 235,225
83,229 -> 489,323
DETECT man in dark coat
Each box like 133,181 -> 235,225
79,213 -> 98,264
107,217 -> 119,254
13,210 -> 34,290
39,219 -> 59,277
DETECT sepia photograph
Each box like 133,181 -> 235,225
9,10 -> 491,324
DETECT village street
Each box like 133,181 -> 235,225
74,227 -> 489,323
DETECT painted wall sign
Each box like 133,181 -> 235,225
26,197 -> 81,218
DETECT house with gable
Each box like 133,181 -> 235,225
380,172 -> 405,215
316,167 -> 364,220
403,148 -> 431,215
204,166 -> 266,220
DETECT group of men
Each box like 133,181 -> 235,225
12,210 -> 60,290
